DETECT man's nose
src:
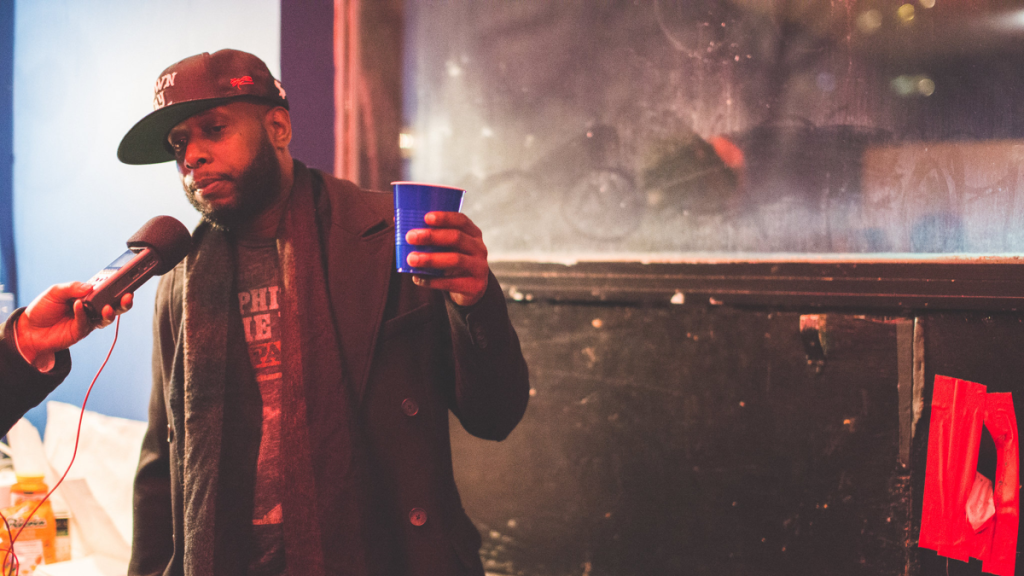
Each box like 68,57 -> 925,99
183,142 -> 209,170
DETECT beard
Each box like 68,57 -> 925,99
183,134 -> 282,232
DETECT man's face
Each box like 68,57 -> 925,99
168,102 -> 282,231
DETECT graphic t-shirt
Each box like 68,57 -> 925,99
236,238 -> 286,575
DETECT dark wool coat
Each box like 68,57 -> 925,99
0,310 -> 70,437
128,165 -> 530,576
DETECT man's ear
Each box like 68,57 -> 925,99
264,106 -> 292,150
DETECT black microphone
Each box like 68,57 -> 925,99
81,216 -> 192,321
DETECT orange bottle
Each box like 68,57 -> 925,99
0,474 -> 56,575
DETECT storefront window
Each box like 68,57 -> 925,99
403,0 -> 1024,259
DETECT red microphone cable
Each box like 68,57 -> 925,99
1,315 -> 120,575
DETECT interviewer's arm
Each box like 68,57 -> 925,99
0,283 -> 132,436
0,309 -> 70,437
15,282 -> 132,372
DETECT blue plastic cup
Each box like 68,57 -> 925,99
393,181 -> 466,275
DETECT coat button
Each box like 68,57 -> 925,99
472,325 -> 488,349
409,508 -> 428,526
401,398 -> 419,417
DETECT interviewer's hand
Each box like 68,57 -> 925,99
404,211 -> 489,307
15,282 -> 133,371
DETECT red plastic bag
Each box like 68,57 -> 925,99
920,376 -> 1019,576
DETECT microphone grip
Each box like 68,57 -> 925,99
81,247 -> 161,321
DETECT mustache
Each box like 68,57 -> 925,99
182,172 -> 235,195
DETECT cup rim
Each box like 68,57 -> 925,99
391,181 -> 465,192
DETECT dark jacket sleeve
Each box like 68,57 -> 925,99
128,272 -> 178,576
445,271 -> 530,441
0,309 -> 71,437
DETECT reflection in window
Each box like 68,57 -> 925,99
403,0 -> 1024,257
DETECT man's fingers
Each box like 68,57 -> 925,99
406,251 -> 485,274
406,227 -> 479,249
100,305 -> 116,326
404,212 -> 490,307
411,272 -> 489,306
47,281 -> 93,303
423,211 -> 483,237
405,229 -> 488,264
411,273 -> 485,294
96,293 -> 134,327
72,299 -> 97,334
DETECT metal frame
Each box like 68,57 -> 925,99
490,258 -> 1024,311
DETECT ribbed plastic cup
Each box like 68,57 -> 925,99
393,181 -> 466,275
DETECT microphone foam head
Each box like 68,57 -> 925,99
126,216 -> 192,275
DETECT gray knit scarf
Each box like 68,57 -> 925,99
178,163 -> 368,575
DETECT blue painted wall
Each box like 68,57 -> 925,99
13,0 -> 281,431
0,0 -> 13,297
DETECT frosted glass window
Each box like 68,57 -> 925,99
403,1 -> 1024,258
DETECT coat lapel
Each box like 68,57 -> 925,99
311,167 -> 394,404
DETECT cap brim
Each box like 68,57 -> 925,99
117,97 -> 239,165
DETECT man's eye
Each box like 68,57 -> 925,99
171,140 -> 186,154
208,125 -> 225,134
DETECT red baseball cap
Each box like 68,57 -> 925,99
117,49 -> 288,165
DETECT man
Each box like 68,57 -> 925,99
0,283 -> 131,436
119,49 -> 529,575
